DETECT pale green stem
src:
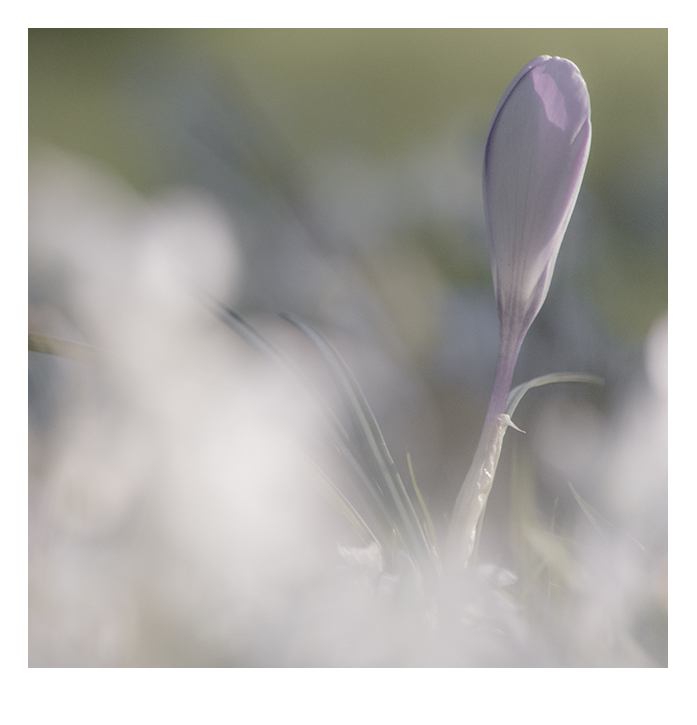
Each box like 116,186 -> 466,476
446,413 -> 517,569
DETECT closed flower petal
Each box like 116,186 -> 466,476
484,56 -> 591,339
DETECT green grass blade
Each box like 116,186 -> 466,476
29,332 -> 99,362
406,452 -> 438,554
281,314 -> 431,562
506,373 -> 604,418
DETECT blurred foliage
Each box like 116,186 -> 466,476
29,28 -> 667,340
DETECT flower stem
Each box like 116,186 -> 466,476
485,329 -> 523,421
447,325 -> 525,570
447,413 -> 513,569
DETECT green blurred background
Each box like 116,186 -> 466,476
29,28 -> 667,340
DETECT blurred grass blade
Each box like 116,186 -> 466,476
29,332 -> 99,363
211,302 -> 296,369
281,313 -> 432,562
567,481 -> 604,535
407,452 -> 438,555
211,302 -> 399,538
299,447 -> 381,548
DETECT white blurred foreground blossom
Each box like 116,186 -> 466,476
449,57 -> 592,569
28,150 -> 334,665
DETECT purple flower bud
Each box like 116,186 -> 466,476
449,58 -> 592,570
483,56 -> 591,418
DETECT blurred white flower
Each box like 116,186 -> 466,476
28,149 -> 333,665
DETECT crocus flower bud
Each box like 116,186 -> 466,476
448,57 -> 592,570
483,55 -> 591,419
